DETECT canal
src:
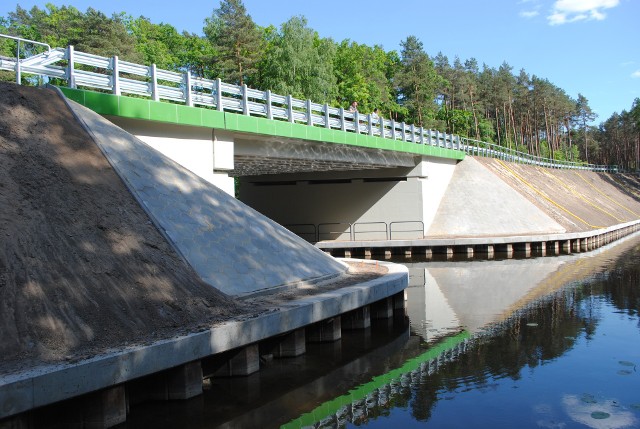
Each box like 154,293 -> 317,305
123,234 -> 640,428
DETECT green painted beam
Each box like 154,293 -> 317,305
60,88 -> 465,161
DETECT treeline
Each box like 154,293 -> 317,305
1,0 -> 638,169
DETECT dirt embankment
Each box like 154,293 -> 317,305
0,83 -> 254,373
474,157 -> 640,232
0,82 -> 386,375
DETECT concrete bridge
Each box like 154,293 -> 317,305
1,39 -> 620,243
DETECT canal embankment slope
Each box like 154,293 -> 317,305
428,155 -> 640,238
0,82 -> 402,388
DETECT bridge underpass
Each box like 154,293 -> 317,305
101,114 -> 460,242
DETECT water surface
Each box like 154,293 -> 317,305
126,234 -> 640,428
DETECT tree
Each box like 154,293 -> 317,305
258,16 -> 336,103
575,94 -> 597,163
395,36 -> 444,127
204,0 -> 262,85
333,40 -> 400,116
5,5 -> 139,61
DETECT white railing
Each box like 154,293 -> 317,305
461,138 -> 618,172
0,35 -> 618,172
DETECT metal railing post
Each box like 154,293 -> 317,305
379,117 -> 385,138
401,122 -> 406,141
183,72 -> 192,106
391,119 -> 396,140
368,114 -> 373,136
306,99 -> 313,125
266,90 -> 273,120
340,108 -> 346,131
324,103 -> 330,128
287,95 -> 294,123
354,111 -> 360,133
215,78 -> 223,111
15,40 -> 21,84
242,83 -> 248,115
151,64 -> 159,101
67,45 -> 76,89
112,55 -> 120,96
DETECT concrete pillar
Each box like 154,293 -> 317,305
307,317 -> 342,342
464,246 -> 474,258
478,244 -> 494,258
533,241 -> 546,256
384,249 -> 392,260
273,329 -> 306,357
497,244 -> 513,257
562,240 -> 571,253
168,361 -> 203,399
572,239 -> 581,253
217,344 -> 260,376
83,386 -> 127,429
372,297 -> 393,319
581,238 -> 589,252
342,306 -> 371,330
344,249 -> 352,258
549,241 -> 560,255
424,248 -> 433,259
404,248 -> 412,258
393,290 -> 407,311
364,249 -> 372,259
516,242 -> 531,257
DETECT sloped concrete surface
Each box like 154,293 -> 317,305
427,156 -> 566,237
65,98 -> 347,296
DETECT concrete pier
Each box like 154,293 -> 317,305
307,317 -> 342,342
343,307 -> 371,330
273,329 -> 306,357
317,222 -> 640,261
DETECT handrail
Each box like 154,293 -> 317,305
0,39 -> 618,172
283,223 -> 317,243
0,33 -> 51,85
318,222 -> 353,241
389,221 -> 425,240
353,222 -> 389,240
0,34 -> 51,53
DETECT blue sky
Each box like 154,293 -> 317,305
2,0 -> 638,123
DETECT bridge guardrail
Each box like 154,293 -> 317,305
0,37 -> 461,150
0,35 -> 618,172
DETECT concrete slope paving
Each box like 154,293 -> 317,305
427,156 -> 566,237
476,157 -> 640,232
63,93 -> 347,296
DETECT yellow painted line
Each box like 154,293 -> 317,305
541,169 -> 625,223
575,172 -> 640,218
495,159 -> 603,229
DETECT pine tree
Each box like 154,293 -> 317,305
204,0 -> 262,85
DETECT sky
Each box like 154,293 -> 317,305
1,0 -> 639,123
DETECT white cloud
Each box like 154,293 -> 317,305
520,10 -> 540,18
632,70 -> 640,78
548,0 -> 619,25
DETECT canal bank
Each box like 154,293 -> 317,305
0,83 -> 409,427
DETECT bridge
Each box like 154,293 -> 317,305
0,36 -> 621,241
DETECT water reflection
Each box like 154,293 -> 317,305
124,234 -> 640,429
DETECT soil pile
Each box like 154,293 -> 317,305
0,82 -> 250,373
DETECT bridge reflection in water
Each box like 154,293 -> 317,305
122,233 -> 640,429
